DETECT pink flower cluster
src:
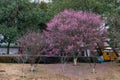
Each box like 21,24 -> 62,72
47,9 -> 108,53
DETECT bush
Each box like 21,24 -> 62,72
0,55 -> 20,63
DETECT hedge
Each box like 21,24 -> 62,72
0,55 -> 98,63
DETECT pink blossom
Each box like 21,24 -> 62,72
47,9 -> 108,54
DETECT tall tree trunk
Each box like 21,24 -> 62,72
60,49 -> 66,80
7,41 -> 11,54
86,48 -> 97,73
73,52 -> 78,66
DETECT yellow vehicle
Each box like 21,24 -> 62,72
96,46 -> 118,61
102,47 -> 118,61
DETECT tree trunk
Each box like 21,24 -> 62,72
21,62 -> 26,78
7,41 -> 11,54
30,64 -> 35,72
92,68 -> 95,73
86,48 -> 97,73
74,57 -> 77,66
60,49 -> 66,80
73,51 -> 79,66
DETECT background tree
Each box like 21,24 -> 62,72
47,0 -> 118,18
106,0 -> 120,47
0,26 -> 18,54
108,12 -> 120,47
0,0 -> 50,54
47,9 -> 108,67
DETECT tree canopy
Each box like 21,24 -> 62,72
47,9 -> 108,54
0,0 -> 50,54
0,0 -> 50,37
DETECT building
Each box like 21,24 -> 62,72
0,46 -> 20,55
0,43 -> 20,55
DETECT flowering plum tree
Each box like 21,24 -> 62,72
17,31 -> 51,72
47,9 -> 108,65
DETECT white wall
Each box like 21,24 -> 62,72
0,47 -> 19,55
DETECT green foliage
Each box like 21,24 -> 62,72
39,1 -> 48,10
0,25 -> 18,42
105,1 -> 120,46
47,0 -> 120,21
48,0 -> 117,16
108,12 -> 120,46
0,0 -> 51,54
0,0 -> 50,39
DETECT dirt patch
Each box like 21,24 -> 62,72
0,62 -> 120,80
